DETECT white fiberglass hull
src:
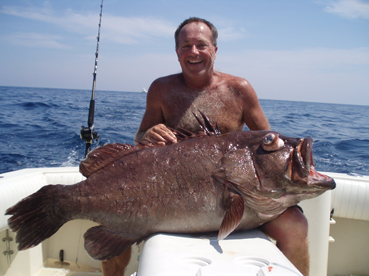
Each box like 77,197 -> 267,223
0,167 -> 368,276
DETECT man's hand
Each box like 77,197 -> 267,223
142,124 -> 177,145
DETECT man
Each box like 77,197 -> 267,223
134,17 -> 309,275
106,17 -> 309,276
135,17 -> 270,144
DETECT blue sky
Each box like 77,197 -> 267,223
0,0 -> 368,105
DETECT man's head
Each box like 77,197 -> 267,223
175,17 -> 218,87
175,17 -> 218,50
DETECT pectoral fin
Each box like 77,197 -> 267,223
218,192 -> 245,240
84,225 -> 143,261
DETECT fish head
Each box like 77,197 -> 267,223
213,131 -> 336,216
252,133 -> 335,199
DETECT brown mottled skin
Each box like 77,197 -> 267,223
6,128 -> 335,263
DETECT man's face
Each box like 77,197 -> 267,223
176,22 -> 218,82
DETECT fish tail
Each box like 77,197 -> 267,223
6,184 -> 68,250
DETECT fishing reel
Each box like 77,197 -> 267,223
80,125 -> 99,142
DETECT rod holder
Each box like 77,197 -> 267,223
2,230 -> 14,267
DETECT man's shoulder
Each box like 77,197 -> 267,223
216,71 -> 252,91
152,73 -> 183,86
147,74 -> 182,100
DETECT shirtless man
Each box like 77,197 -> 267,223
134,17 -> 309,275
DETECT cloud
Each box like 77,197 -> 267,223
7,32 -> 70,49
101,15 -> 174,44
324,0 -> 369,19
1,5 -> 94,31
98,52 -> 180,91
1,5 -> 53,21
218,27 -> 247,42
1,5 -> 174,44
1,5 -> 245,46
218,47 -> 369,73
216,47 -> 369,104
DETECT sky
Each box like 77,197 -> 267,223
0,0 -> 368,105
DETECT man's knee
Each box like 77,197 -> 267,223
261,206 -> 308,242
286,206 -> 308,240
101,246 -> 132,276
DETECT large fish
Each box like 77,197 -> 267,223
6,114 -> 335,261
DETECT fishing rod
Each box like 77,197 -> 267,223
80,0 -> 103,157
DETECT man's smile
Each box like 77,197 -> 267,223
188,60 -> 203,64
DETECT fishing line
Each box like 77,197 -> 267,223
80,0 -> 103,157
77,1 -> 103,266
74,220 -> 84,269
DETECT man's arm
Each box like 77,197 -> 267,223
135,80 -> 177,145
238,79 -> 270,131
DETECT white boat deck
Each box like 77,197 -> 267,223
0,167 -> 368,276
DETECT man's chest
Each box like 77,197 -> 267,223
161,89 -> 244,133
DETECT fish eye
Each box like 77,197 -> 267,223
261,133 -> 285,151
263,133 -> 275,145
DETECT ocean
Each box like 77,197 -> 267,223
0,85 -> 368,176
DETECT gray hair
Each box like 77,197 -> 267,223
174,17 -> 218,49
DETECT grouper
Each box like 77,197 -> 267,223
6,114 -> 335,261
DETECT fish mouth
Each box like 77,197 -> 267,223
293,136 -> 336,189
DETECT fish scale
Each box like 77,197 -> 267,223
6,115 -> 335,261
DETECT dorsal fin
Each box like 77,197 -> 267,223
170,111 -> 221,142
80,143 -> 151,177
194,111 -> 221,135
167,127 -> 198,141
80,111 -> 221,177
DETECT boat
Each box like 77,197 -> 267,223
141,88 -> 147,93
0,167 -> 368,276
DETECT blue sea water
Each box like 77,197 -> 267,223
0,86 -> 368,176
